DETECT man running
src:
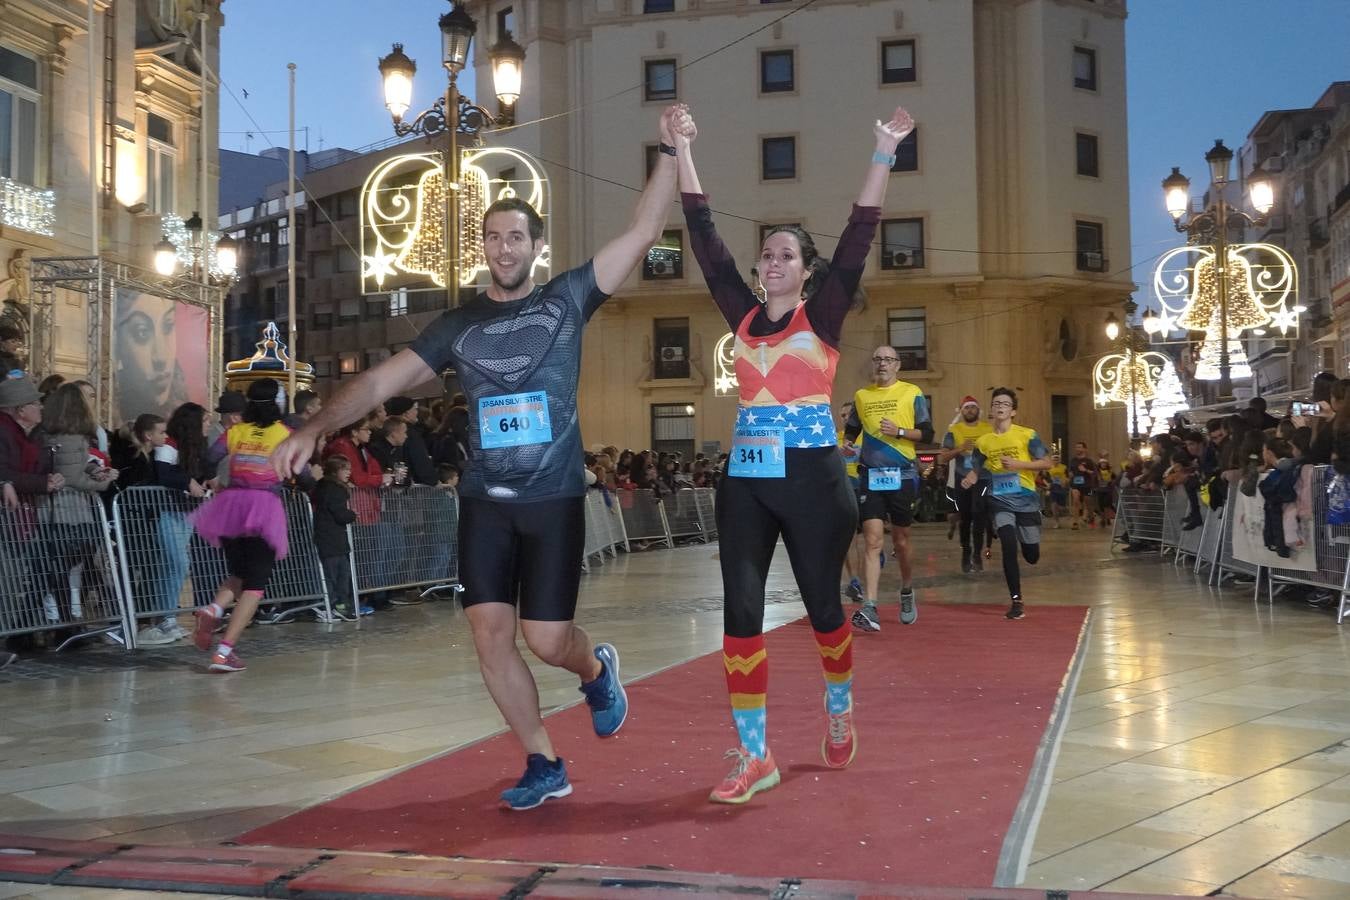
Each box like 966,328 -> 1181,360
846,345 -> 933,631
1069,441 -> 1097,529
962,388 -> 1052,620
837,402 -> 864,602
273,106 -> 689,811
939,396 -> 992,573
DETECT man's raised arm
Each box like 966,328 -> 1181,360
591,105 -> 683,295
271,349 -> 436,476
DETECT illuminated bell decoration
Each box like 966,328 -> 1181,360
1175,250 -> 1269,333
1153,242 -> 1299,338
1193,333 -> 1252,382
1092,350 -> 1169,409
1108,354 -> 1158,404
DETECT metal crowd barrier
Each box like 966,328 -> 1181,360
666,488 -> 716,542
1193,502 -> 1224,580
582,490 -> 629,570
1111,485 -> 1166,548
1160,485 -> 1208,567
1263,466 -> 1350,622
618,488 -> 674,548
112,486 -> 332,647
0,489 -> 131,649
347,485 -> 459,599
1212,488 -> 1259,589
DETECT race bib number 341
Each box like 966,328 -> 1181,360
729,426 -> 786,478
479,391 -> 553,449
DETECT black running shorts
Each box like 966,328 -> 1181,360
458,495 -> 585,621
221,536 -> 276,594
857,481 -> 918,527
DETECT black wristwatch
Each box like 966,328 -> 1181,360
658,141 -> 677,157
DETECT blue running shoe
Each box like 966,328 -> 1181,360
581,643 -> 629,737
501,753 -> 572,810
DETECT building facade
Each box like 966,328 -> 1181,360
1242,82 -> 1350,395
452,0 -> 1135,455
228,0 -> 1134,455
0,0 -> 224,420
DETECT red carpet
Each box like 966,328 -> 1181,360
240,603 -> 1088,887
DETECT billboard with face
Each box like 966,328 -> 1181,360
113,288 -> 210,426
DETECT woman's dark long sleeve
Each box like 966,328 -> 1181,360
682,193 -> 758,332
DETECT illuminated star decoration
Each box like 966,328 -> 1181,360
362,249 -> 399,288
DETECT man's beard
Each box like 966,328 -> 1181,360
491,266 -> 531,293
963,410 -> 979,422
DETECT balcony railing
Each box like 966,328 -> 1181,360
0,177 -> 55,236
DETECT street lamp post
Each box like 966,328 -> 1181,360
153,210 -> 238,283
378,2 -> 525,308
1163,139 -> 1275,401
1106,304 -> 1142,442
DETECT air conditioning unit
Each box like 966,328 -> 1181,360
650,259 -> 673,276
883,250 -> 910,268
660,346 -> 685,362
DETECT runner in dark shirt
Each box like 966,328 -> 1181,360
274,105 -> 690,812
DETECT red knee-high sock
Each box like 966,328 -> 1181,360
814,623 -> 854,715
724,633 -> 768,758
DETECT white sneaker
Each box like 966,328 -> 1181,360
136,623 -> 176,646
163,621 -> 188,641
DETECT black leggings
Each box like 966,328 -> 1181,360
998,524 -> 1041,600
718,447 -> 857,638
954,482 -> 987,554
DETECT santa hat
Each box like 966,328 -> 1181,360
960,396 -> 980,409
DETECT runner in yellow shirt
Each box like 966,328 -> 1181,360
961,387 -> 1052,620
843,346 -> 933,631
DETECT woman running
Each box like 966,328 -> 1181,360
673,103 -> 914,803
189,379 -> 292,673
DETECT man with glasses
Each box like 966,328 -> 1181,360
961,388 -> 1051,620
844,346 -> 933,631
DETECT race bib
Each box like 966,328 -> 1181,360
867,467 -> 904,491
729,426 -> 786,478
992,473 -> 1021,496
479,391 -> 553,449
1072,475 -> 1085,486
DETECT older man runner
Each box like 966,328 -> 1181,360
845,345 -> 933,631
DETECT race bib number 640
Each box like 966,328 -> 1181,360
479,391 -> 553,449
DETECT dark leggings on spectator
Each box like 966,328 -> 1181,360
717,447 -> 856,638
998,524 -> 1041,600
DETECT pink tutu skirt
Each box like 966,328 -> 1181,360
189,487 -> 289,560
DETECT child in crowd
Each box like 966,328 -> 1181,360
436,463 -> 460,493
311,455 -> 357,622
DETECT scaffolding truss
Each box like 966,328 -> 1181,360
28,256 -> 223,427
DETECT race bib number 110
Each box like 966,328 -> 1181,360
479,391 -> 553,449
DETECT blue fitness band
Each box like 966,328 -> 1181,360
872,150 -> 896,167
